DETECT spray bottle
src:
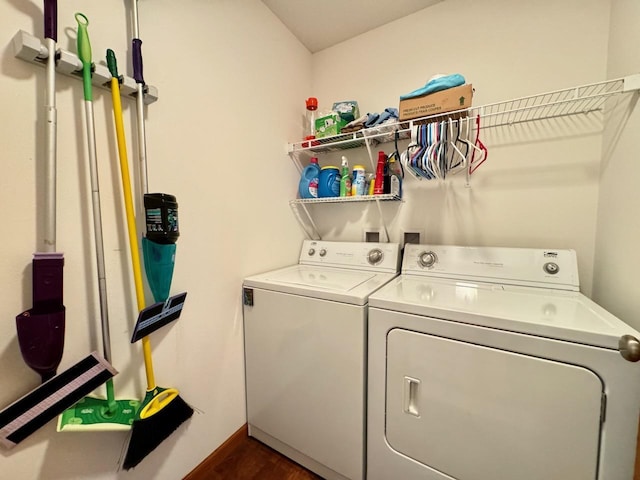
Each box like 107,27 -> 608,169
339,156 -> 352,197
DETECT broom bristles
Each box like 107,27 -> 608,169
122,394 -> 193,470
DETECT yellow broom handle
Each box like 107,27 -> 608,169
110,76 -> 156,390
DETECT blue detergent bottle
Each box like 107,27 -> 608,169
298,157 -> 321,199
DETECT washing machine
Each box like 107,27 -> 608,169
367,244 -> 640,480
243,240 -> 401,480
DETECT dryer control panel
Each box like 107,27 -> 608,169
300,240 -> 401,273
402,244 -> 579,291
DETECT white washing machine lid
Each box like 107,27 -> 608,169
244,264 -> 398,305
369,275 -> 639,350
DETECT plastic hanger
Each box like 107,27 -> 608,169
402,125 -> 424,180
424,122 -> 438,179
447,118 -> 467,175
453,116 -> 469,165
458,116 -> 486,176
469,114 -> 488,174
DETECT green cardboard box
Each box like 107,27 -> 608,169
315,112 -> 348,138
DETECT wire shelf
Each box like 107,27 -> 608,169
474,77 -> 632,129
290,194 -> 401,205
287,75 -> 640,153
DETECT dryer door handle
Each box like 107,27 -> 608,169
403,376 -> 421,417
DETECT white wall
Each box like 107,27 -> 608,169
592,0 -> 640,330
0,1 -> 308,478
309,0 -> 611,295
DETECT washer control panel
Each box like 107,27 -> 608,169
402,244 -> 579,291
300,240 -> 400,273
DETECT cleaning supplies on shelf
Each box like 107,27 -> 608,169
298,157 -> 321,199
304,97 -> 318,141
339,156 -> 352,197
367,173 -> 375,195
351,165 -> 366,196
373,151 -> 386,195
387,154 -> 403,197
318,166 -> 340,198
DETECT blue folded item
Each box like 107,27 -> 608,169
400,74 -> 466,100
363,113 -> 380,128
371,107 -> 398,126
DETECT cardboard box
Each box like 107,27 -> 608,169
332,101 -> 360,123
399,84 -> 473,121
315,112 -> 348,138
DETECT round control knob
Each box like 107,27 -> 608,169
419,251 -> 438,268
543,262 -> 559,275
319,249 -> 327,257
619,335 -> 640,362
368,248 -> 383,265
308,248 -> 316,256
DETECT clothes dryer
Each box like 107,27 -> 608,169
368,244 -> 640,480
243,240 -> 401,480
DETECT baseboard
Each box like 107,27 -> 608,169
183,423 -> 248,480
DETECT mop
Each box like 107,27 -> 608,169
15,0 -> 65,384
1,1 -> 119,449
56,13 -> 138,432
123,0 -> 193,468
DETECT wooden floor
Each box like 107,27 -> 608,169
185,424 -> 323,480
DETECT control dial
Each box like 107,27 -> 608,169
543,262 -> 559,275
419,251 -> 438,268
308,248 -> 315,256
368,248 -> 384,265
319,249 -> 327,257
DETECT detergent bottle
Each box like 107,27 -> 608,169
339,156 -> 352,197
318,166 -> 340,197
298,157 -> 321,199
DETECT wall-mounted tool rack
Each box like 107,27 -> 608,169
12,30 -> 158,104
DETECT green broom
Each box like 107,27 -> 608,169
56,13 -> 138,432
120,7 -> 193,466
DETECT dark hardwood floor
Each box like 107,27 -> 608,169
185,424 -> 323,480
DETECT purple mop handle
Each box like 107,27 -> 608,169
44,0 -> 57,41
132,38 -> 145,85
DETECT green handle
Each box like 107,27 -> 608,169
75,13 -> 92,101
106,49 -> 119,79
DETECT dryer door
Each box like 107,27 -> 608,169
386,328 -> 603,480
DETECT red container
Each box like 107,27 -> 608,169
373,151 -> 386,195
